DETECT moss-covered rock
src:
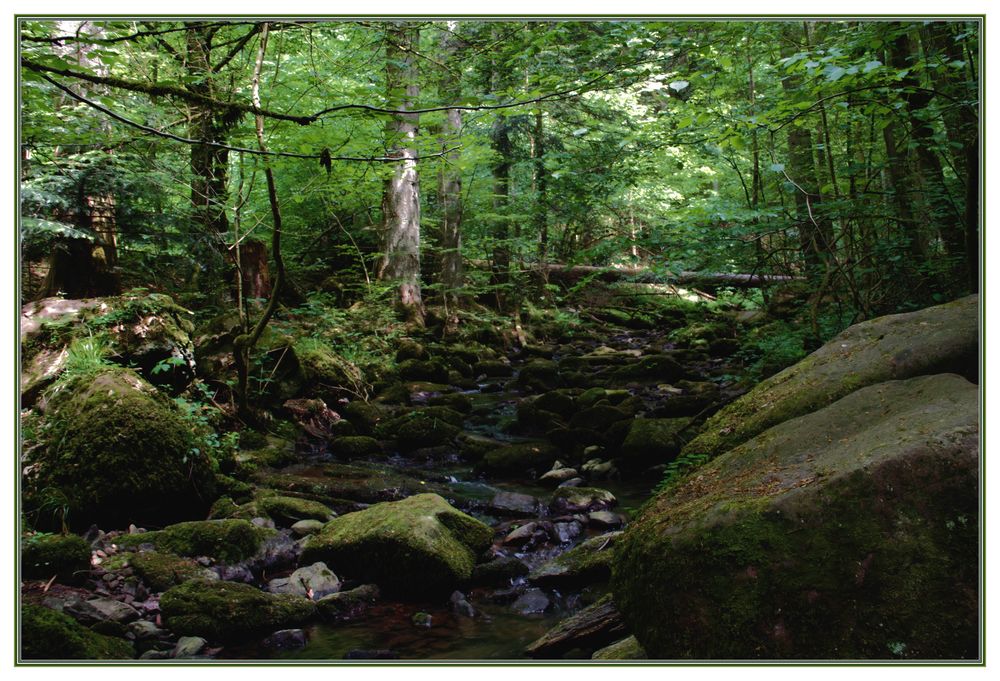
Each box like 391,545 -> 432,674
397,358 -> 451,384
21,604 -> 134,660
525,594 -> 627,659
130,551 -> 214,592
568,405 -> 631,431
160,579 -> 316,641
256,495 -> 336,526
474,360 -> 513,378
529,532 -> 622,588
293,338 -> 367,401
616,418 -> 689,470
118,519 -> 270,563
331,435 -> 383,459
395,338 -> 428,362
341,400 -> 383,435
316,584 -> 380,621
609,354 -> 684,383
682,294 -> 979,462
21,533 -> 90,583
300,493 -> 493,596
592,635 -> 647,660
23,368 -> 216,530
515,359 -> 561,393
477,442 -> 559,476
374,407 -> 463,451
550,487 -> 617,514
613,374 -> 979,659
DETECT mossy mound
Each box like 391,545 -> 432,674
260,462 -> 452,506
515,359 -> 561,393
529,532 -> 622,588
616,418 -> 689,470
118,519 -> 270,563
21,533 -> 91,583
609,354 -> 684,383
613,374 -> 979,659
160,579 -> 316,641
292,338 -> 367,401
256,495 -> 336,526
23,368 -> 216,530
300,493 -> 493,596
374,407 -> 463,451
682,294 -> 978,462
341,400 -> 383,435
396,358 -> 451,384
21,604 -> 134,660
130,551 -> 213,592
477,442 -> 559,476
331,435 -> 383,459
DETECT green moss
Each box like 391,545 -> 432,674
617,418 -> 689,470
21,604 -> 134,660
477,442 -> 559,475
294,338 -> 367,399
592,635 -> 647,660
118,519 -> 270,563
396,358 -> 450,383
530,532 -> 621,587
341,401 -> 383,435
331,435 -> 382,459
256,494 -> 335,525
301,493 -> 492,596
160,579 -> 316,641
515,360 -> 560,393
24,368 -> 216,530
374,407 -> 463,450
21,533 -> 90,582
610,354 -> 684,382
130,551 -> 208,592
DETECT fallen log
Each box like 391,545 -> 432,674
469,260 -> 801,289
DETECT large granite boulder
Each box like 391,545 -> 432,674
300,493 -> 493,596
613,374 -> 979,659
682,295 -> 977,461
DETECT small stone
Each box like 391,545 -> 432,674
557,477 -> 585,488
262,628 -> 308,650
268,562 -> 341,600
64,596 -> 140,624
588,511 -> 624,529
128,619 -> 165,641
539,467 -> 579,486
139,649 -> 172,660
195,556 -> 212,567
411,611 -> 433,628
172,636 -> 207,658
251,517 -> 276,529
490,491 -> 540,517
511,588 -> 551,615
553,521 -> 584,544
503,522 -> 538,547
291,519 -> 325,537
449,591 -> 477,618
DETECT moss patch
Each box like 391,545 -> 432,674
130,551 -> 210,592
21,533 -> 90,583
21,604 -> 133,660
118,519 -> 270,563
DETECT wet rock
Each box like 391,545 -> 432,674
512,588 -> 551,615
171,636 -> 207,658
529,532 -> 622,588
450,590 -> 477,618
615,374 -> 979,659
160,579 -> 316,641
64,597 -> 140,625
553,520 -> 584,544
587,511 -> 625,530
411,611 -> 433,628
21,604 -> 134,660
581,459 -> 618,481
558,477 -> 585,488
301,493 -> 492,596
539,465 -> 579,487
525,594 -> 626,658
290,519 -> 325,537
316,584 -> 380,621
550,487 -> 617,514
503,522 -> 538,547
490,491 -> 541,517
262,628 -> 308,650
126,619 -> 165,641
469,556 -> 530,586
268,562 -> 340,601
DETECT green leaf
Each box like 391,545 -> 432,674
823,65 -> 846,82
863,60 -> 882,73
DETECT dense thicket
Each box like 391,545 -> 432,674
20,19 -> 979,323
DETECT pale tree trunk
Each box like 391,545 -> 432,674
437,24 -> 464,312
377,23 -> 424,324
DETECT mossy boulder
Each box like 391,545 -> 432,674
316,584 -> 380,621
341,400 -> 383,435
292,339 -> 367,401
331,435 -> 383,459
256,495 -> 336,526
374,407 -> 463,450
159,579 -> 316,641
551,487 -> 617,514
397,358 -> 451,384
300,493 -> 493,596
474,360 -> 513,378
515,359 -> 561,393
21,533 -> 91,583
21,604 -> 134,660
477,442 -> 559,476
610,354 -> 685,383
23,368 -> 216,530
129,551 -> 214,592
395,338 -> 428,362
616,418 -> 689,470
118,519 -> 270,564
613,374 -> 979,659
682,294 -> 979,462
529,532 -> 622,588
568,405 -> 632,432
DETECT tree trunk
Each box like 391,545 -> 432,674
533,108 -> 549,264
377,23 -> 424,324
437,26 -> 464,309
490,117 -> 512,307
